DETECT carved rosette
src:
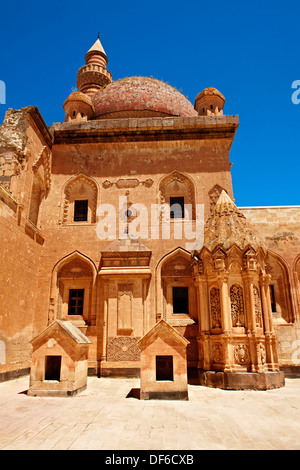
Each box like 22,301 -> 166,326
106,337 -> 141,362
234,343 -> 249,365
210,287 -> 222,328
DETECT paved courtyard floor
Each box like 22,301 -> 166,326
0,375 -> 300,450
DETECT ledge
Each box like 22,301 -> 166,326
52,115 -> 239,145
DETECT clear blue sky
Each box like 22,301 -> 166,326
0,0 -> 299,207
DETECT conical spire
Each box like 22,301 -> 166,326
203,191 -> 263,251
87,37 -> 107,57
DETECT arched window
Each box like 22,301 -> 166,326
159,171 -> 196,221
53,253 -> 96,326
61,174 -> 98,224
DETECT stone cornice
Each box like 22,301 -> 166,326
52,115 -> 239,145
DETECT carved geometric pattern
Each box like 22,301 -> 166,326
230,284 -> 245,327
253,285 -> 262,327
106,337 -> 141,362
208,184 -> 225,213
210,287 -> 222,328
234,343 -> 249,365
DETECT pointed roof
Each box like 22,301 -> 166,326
86,37 -> 107,57
31,320 -> 91,345
137,319 -> 190,351
203,191 -> 263,252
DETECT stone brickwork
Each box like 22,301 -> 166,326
0,37 -> 299,388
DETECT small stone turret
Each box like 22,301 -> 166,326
63,92 -> 95,122
76,36 -> 113,96
194,87 -> 225,116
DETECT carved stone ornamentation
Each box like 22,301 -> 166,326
62,174 -> 97,224
230,284 -> 245,327
234,343 -> 249,365
210,287 -> 222,328
159,170 -> 195,220
253,285 -> 262,327
208,184 -> 225,213
213,342 -> 223,364
259,343 -> 266,365
106,337 -> 141,362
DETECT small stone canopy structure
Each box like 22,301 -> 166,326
28,320 -> 91,397
137,319 -> 190,400
192,191 -> 285,390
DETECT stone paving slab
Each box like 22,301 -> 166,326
0,376 -> 300,450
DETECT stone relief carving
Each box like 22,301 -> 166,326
210,287 -> 222,328
159,171 -> 195,220
230,284 -> 245,327
208,184 -> 225,212
234,343 -> 249,365
62,174 -> 97,224
106,337 -> 141,362
213,342 -> 223,364
259,343 -> 266,364
102,178 -> 153,189
253,285 -> 262,327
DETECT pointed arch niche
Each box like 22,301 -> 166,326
156,248 -> 197,325
159,171 -> 196,221
61,173 -> 98,225
48,252 -> 97,326
266,252 -> 294,324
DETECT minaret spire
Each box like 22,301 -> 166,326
76,35 -> 113,96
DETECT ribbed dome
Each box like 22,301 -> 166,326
91,77 -> 198,119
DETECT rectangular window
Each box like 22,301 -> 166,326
173,287 -> 189,314
68,289 -> 84,315
74,199 -> 88,222
269,285 -> 276,312
156,355 -> 174,381
45,356 -> 61,381
170,196 -> 184,219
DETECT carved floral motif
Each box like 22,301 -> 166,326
230,284 -> 245,327
210,287 -> 222,328
234,343 -> 249,365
